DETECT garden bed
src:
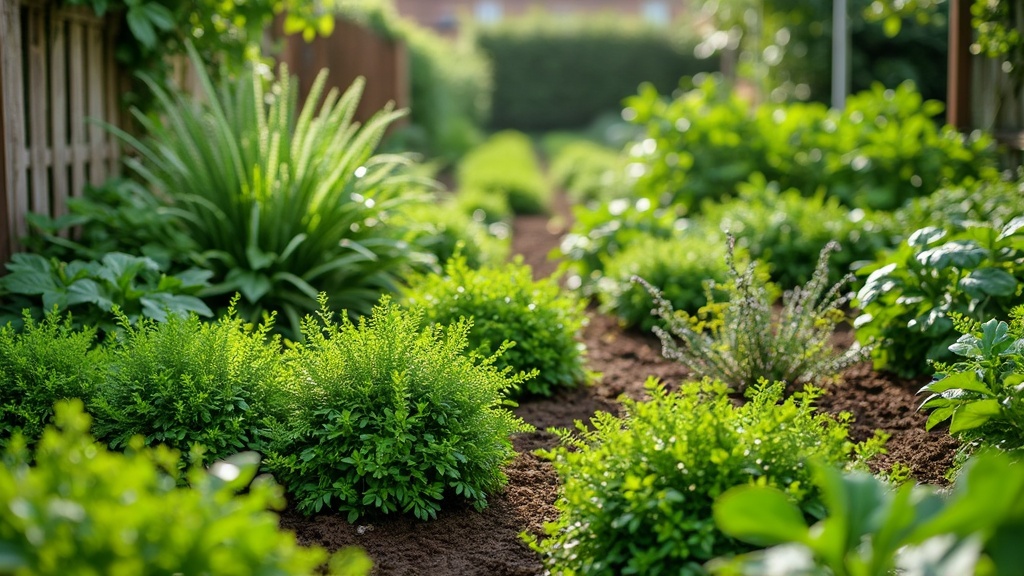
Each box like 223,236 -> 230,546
278,192 -> 959,576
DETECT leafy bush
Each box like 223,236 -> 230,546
476,11 -> 716,130
397,198 -> 510,270
0,400 -> 370,575
891,177 -> 1024,234
113,44 -> 430,337
0,313 -> 105,451
639,240 -> 867,391
456,130 -> 550,214
702,174 -> 893,288
854,219 -> 1024,377
455,185 -> 514,226
548,139 -> 629,205
712,451 -> 1024,576
920,310 -> 1024,457
263,296 -> 532,520
527,379 -> 886,576
597,232 -> 731,331
90,302 -> 285,465
0,252 -> 212,333
625,76 -> 997,212
404,256 -> 588,398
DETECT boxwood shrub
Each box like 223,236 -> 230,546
527,379 -> 886,576
0,400 -> 369,575
404,256 -> 588,398
263,296 -> 532,520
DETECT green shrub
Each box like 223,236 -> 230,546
404,256 -> 588,398
90,302 -> 285,465
639,240 -> 867,391
263,296 -> 532,520
476,11 -> 716,130
0,313 -> 105,451
625,76 -> 998,212
597,232 -> 731,331
527,379 -> 886,576
920,309 -> 1024,457
712,451 -> 1024,576
702,174 -> 893,288
456,130 -> 550,214
548,139 -> 629,205
397,197 -> 510,270
113,44 -> 430,337
455,185 -> 514,226
0,400 -> 370,576
891,177 -> 1024,234
0,252 -> 212,333
854,219 -> 1024,377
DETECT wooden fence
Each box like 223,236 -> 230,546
1,0 -> 124,264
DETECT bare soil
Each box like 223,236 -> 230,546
279,192 -> 959,575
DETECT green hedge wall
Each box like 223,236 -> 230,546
474,13 -> 717,131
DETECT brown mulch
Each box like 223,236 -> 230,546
279,191 -> 959,575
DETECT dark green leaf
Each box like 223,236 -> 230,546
959,268 -> 1017,299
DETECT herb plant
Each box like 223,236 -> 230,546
855,219 -> 1024,377
112,44 -> 430,337
0,313 -> 105,450
528,379 -> 886,576
263,296 -> 532,520
0,252 -> 212,333
711,451 -> 1024,576
0,400 -> 369,576
90,301 -> 285,465
920,309 -> 1024,456
404,256 -> 588,397
639,239 -> 867,391
455,130 -> 550,215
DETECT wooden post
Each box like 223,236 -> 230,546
1,0 -> 25,259
0,1 -> 8,267
947,0 -> 972,130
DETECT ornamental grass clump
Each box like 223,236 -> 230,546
636,238 -> 868,391
527,379 -> 886,576
90,300 -> 285,465
404,256 -> 589,398
263,296 -> 533,521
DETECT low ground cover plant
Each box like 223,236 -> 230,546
90,301 -> 285,466
0,313 -> 106,451
528,379 -> 886,576
712,451 -> 1024,576
920,308 -> 1024,460
456,130 -> 550,215
855,218 -> 1024,377
263,296 -> 532,521
639,239 -> 867,391
0,400 -> 369,575
598,231 -> 731,330
404,256 -> 588,398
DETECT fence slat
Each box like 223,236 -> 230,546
103,16 -> 119,178
0,0 -> 11,263
86,21 -> 105,185
28,4 -> 50,219
50,9 -> 69,218
68,18 -> 86,196
4,0 -> 28,252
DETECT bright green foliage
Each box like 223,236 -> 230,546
711,451 -> 1024,576
475,11 -> 715,130
90,303 -> 285,465
455,186 -> 514,226
397,198 -> 510,270
625,77 -> 997,212
702,174 -> 893,288
456,130 -> 551,215
263,296 -> 532,520
113,44 -> 430,338
0,252 -> 212,333
640,240 -> 867,391
548,139 -> 629,205
598,232 -> 731,331
854,219 -> 1024,377
891,178 -> 1024,234
528,379 -> 886,576
405,256 -> 588,398
0,400 -> 370,576
558,197 -> 682,297
921,309 -> 1024,456
0,314 -> 104,451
